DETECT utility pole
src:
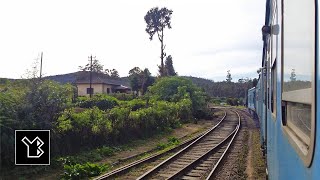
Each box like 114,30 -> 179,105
89,55 -> 93,98
40,52 -> 43,78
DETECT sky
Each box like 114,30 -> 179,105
0,0 -> 265,82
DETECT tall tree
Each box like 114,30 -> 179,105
128,67 -> 143,94
128,67 -> 155,95
165,55 -> 177,76
226,70 -> 232,82
141,68 -> 155,94
105,68 -> 120,78
145,7 -> 173,77
78,59 -> 104,73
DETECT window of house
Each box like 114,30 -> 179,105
282,0 -> 315,166
107,88 -> 110,94
87,88 -> 94,94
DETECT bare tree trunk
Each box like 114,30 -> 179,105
160,29 -> 165,77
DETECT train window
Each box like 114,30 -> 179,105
282,0 -> 315,166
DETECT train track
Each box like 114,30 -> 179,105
95,108 -> 241,180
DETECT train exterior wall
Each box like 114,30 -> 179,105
249,1 -> 320,179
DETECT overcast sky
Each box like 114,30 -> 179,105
0,0 -> 265,82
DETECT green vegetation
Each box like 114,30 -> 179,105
145,7 -> 173,77
148,76 -> 212,119
156,136 -> 180,150
252,130 -> 266,179
184,76 -> 258,100
0,76 -> 212,178
236,131 -> 249,180
62,162 -> 109,179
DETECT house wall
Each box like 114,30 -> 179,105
102,84 -> 114,94
77,83 -> 104,96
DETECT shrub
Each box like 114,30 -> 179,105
110,93 -> 136,101
61,162 -> 109,179
147,76 -> 210,119
77,94 -> 119,110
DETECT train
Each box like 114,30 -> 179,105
247,0 -> 320,179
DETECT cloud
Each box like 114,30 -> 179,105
0,0 -> 265,81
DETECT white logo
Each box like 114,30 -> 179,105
21,136 -> 44,158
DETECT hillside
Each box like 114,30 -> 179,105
1,73 -> 256,99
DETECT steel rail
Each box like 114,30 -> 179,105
205,109 -> 241,179
137,109 -> 237,180
94,109 -> 227,180
168,124 -> 239,179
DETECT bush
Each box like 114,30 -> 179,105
0,80 -> 75,168
77,94 -> 119,110
61,162 -> 109,179
110,93 -> 136,101
147,77 -> 210,119
120,98 -> 146,111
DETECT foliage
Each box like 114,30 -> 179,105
79,58 -> 104,73
110,93 -> 136,101
164,55 -> 177,76
227,97 -> 240,106
147,76 -> 210,119
1,75 -> 211,175
105,68 -> 120,79
156,136 -> 180,150
61,162 -> 109,179
56,146 -> 115,168
78,58 -> 120,79
128,67 -> 155,95
77,94 -> 119,110
0,79 -> 75,167
184,76 -> 257,100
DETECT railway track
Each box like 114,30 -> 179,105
95,108 -> 241,180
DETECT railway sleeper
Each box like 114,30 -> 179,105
181,176 -> 199,180
185,172 -> 202,177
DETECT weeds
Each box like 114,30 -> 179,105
156,136 -> 180,150
235,130 -> 248,179
61,162 -> 109,179
252,130 -> 266,179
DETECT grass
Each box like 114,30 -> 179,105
252,130 -> 266,179
235,130 -> 249,180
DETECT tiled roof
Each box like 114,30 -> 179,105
76,76 -> 122,86
115,85 -> 131,90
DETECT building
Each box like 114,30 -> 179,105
76,76 -> 131,96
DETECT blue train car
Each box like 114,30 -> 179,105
247,87 -> 256,111
248,0 -> 320,179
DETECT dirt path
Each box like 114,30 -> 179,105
246,131 -> 254,180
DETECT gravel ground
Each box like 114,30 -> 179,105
211,109 -> 266,180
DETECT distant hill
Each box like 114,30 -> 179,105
182,76 -> 215,88
1,73 -> 256,99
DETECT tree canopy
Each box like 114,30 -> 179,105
128,67 -> 155,95
164,55 -> 177,76
226,70 -> 232,82
79,59 -> 120,78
